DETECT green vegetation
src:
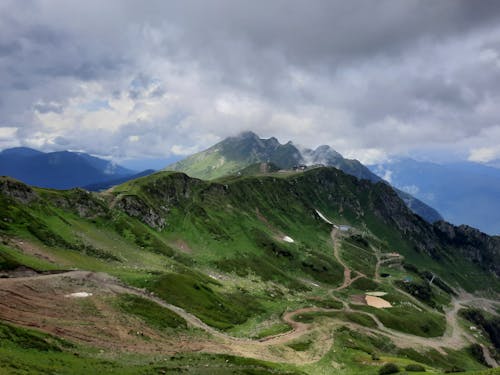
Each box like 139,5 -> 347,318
459,308 -> 500,351
352,305 -> 446,337
0,321 -> 303,374
0,162 -> 498,373
253,323 -> 291,339
286,339 -> 313,352
405,363 -> 426,372
349,276 -> 380,291
0,244 -> 60,272
293,310 -> 377,328
378,363 -> 399,374
116,294 -> 187,330
144,271 -> 264,330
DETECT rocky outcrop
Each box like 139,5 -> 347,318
434,221 -> 500,277
48,188 -> 109,218
114,195 -> 166,230
0,177 -> 37,203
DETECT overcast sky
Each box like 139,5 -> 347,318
2,0 -> 500,165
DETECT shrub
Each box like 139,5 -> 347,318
405,364 -> 425,372
379,363 -> 399,374
444,366 -> 465,373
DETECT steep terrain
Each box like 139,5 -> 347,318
0,167 -> 498,374
371,158 -> 500,235
166,131 -> 443,223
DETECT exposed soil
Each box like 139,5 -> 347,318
172,239 -> 193,254
1,227 -> 498,367
365,295 -> 391,308
6,237 -> 62,265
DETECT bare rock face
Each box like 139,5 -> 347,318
48,188 -> 109,218
115,195 -> 166,230
0,177 -> 37,203
434,221 -> 500,277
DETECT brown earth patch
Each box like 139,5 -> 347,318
350,295 -> 367,305
0,272 -> 211,354
172,239 -> 193,254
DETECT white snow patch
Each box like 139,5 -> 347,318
365,291 -> 387,297
66,292 -> 93,298
282,236 -> 295,243
315,209 -> 334,225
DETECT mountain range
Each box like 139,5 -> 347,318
0,155 -> 498,373
371,158 -> 500,235
0,147 -> 136,190
166,131 -> 443,223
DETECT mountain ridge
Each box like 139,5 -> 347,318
166,131 -> 443,223
0,163 -> 498,373
370,158 -> 500,234
0,147 -> 134,189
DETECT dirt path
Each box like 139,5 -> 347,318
1,236 -> 498,367
330,228 -> 365,291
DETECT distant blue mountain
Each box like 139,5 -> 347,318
0,147 -> 135,189
370,158 -> 500,235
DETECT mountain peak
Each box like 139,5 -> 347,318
235,130 -> 259,140
0,147 -> 44,158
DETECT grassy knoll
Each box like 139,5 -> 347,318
352,305 -> 446,337
116,294 -> 187,330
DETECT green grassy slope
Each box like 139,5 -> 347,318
0,167 -> 498,373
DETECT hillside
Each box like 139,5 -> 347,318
0,168 -> 498,374
166,132 -> 443,223
0,147 -> 134,189
371,158 -> 500,235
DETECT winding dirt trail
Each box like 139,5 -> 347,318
330,228 -> 365,291
2,270 -> 498,366
1,227 -> 498,367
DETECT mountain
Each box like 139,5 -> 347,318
166,131 -> 302,180
0,167 -> 498,373
370,158 -> 500,235
302,144 -> 380,181
166,131 -> 442,223
0,147 -> 134,189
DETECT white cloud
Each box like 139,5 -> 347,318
468,147 -> 500,162
1,1 -> 500,165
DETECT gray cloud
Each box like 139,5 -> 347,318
1,0 -> 500,163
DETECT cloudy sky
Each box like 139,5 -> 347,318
2,0 -> 500,166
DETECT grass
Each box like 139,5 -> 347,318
287,339 -> 313,352
0,169 -> 498,373
115,294 -> 187,330
293,311 -> 378,328
0,320 -> 304,374
141,270 -> 265,330
253,323 -> 292,339
0,244 -> 61,272
351,305 -> 446,337
341,237 -> 377,278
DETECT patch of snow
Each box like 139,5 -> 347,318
282,236 -> 294,243
66,292 -> 93,298
310,282 -> 320,287
365,291 -> 388,297
315,209 -> 334,225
